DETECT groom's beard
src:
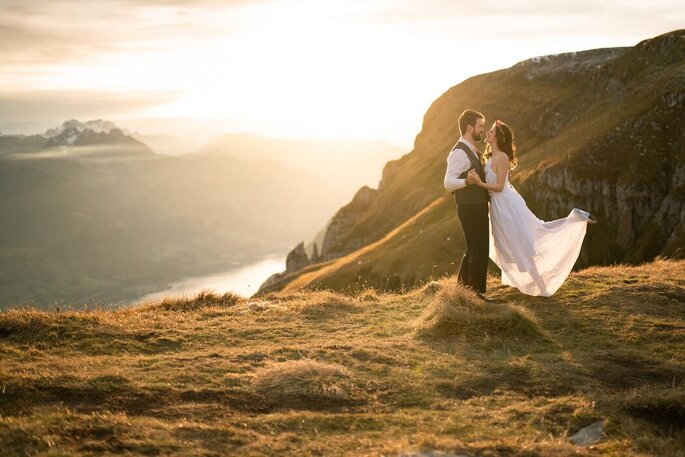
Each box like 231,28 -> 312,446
472,132 -> 483,142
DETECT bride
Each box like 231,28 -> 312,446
467,120 -> 596,297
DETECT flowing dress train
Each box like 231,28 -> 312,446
485,159 -> 591,296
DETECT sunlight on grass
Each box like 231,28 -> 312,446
0,259 -> 684,455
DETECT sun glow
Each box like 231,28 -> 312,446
3,0 -> 681,147
134,1 -> 436,141
17,1 -> 453,144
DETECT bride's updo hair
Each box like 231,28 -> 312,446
484,120 -> 518,171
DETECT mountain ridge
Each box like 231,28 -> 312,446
258,29 -> 685,295
1,119 -> 153,158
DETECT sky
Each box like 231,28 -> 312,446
1,0 -> 683,149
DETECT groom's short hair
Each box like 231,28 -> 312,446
459,109 -> 485,136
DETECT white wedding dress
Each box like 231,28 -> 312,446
484,158 -> 591,297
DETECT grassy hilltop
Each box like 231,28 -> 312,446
1,258 -> 684,456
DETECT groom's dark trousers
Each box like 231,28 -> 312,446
456,201 -> 489,293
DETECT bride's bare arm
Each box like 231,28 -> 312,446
472,156 -> 507,192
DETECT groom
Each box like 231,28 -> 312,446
443,109 -> 490,299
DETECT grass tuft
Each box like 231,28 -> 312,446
140,289 -> 242,312
250,359 -> 363,409
413,282 -> 545,340
623,385 -> 685,432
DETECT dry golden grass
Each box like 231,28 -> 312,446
1,259 -> 684,456
266,289 -> 363,318
413,281 -> 545,341
140,288 -> 243,312
250,359 -> 363,409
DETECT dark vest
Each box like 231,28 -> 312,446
451,141 -> 490,205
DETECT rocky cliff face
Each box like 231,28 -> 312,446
517,32 -> 685,266
320,186 -> 379,260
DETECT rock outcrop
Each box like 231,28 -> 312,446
320,185 -> 379,261
285,242 -> 310,272
257,241 -> 324,294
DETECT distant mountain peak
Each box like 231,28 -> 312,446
44,119 -> 131,138
41,119 -> 152,155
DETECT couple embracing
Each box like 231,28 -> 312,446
444,109 -> 596,300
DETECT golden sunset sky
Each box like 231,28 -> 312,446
1,0 -> 683,148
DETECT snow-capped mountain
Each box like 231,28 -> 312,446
0,119 -> 153,158
39,119 -> 153,155
44,119 -> 132,138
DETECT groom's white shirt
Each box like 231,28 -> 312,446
443,137 -> 480,193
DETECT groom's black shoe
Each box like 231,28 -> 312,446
476,292 -> 495,303
587,213 -> 598,224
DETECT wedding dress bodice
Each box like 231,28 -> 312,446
484,158 -> 510,195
